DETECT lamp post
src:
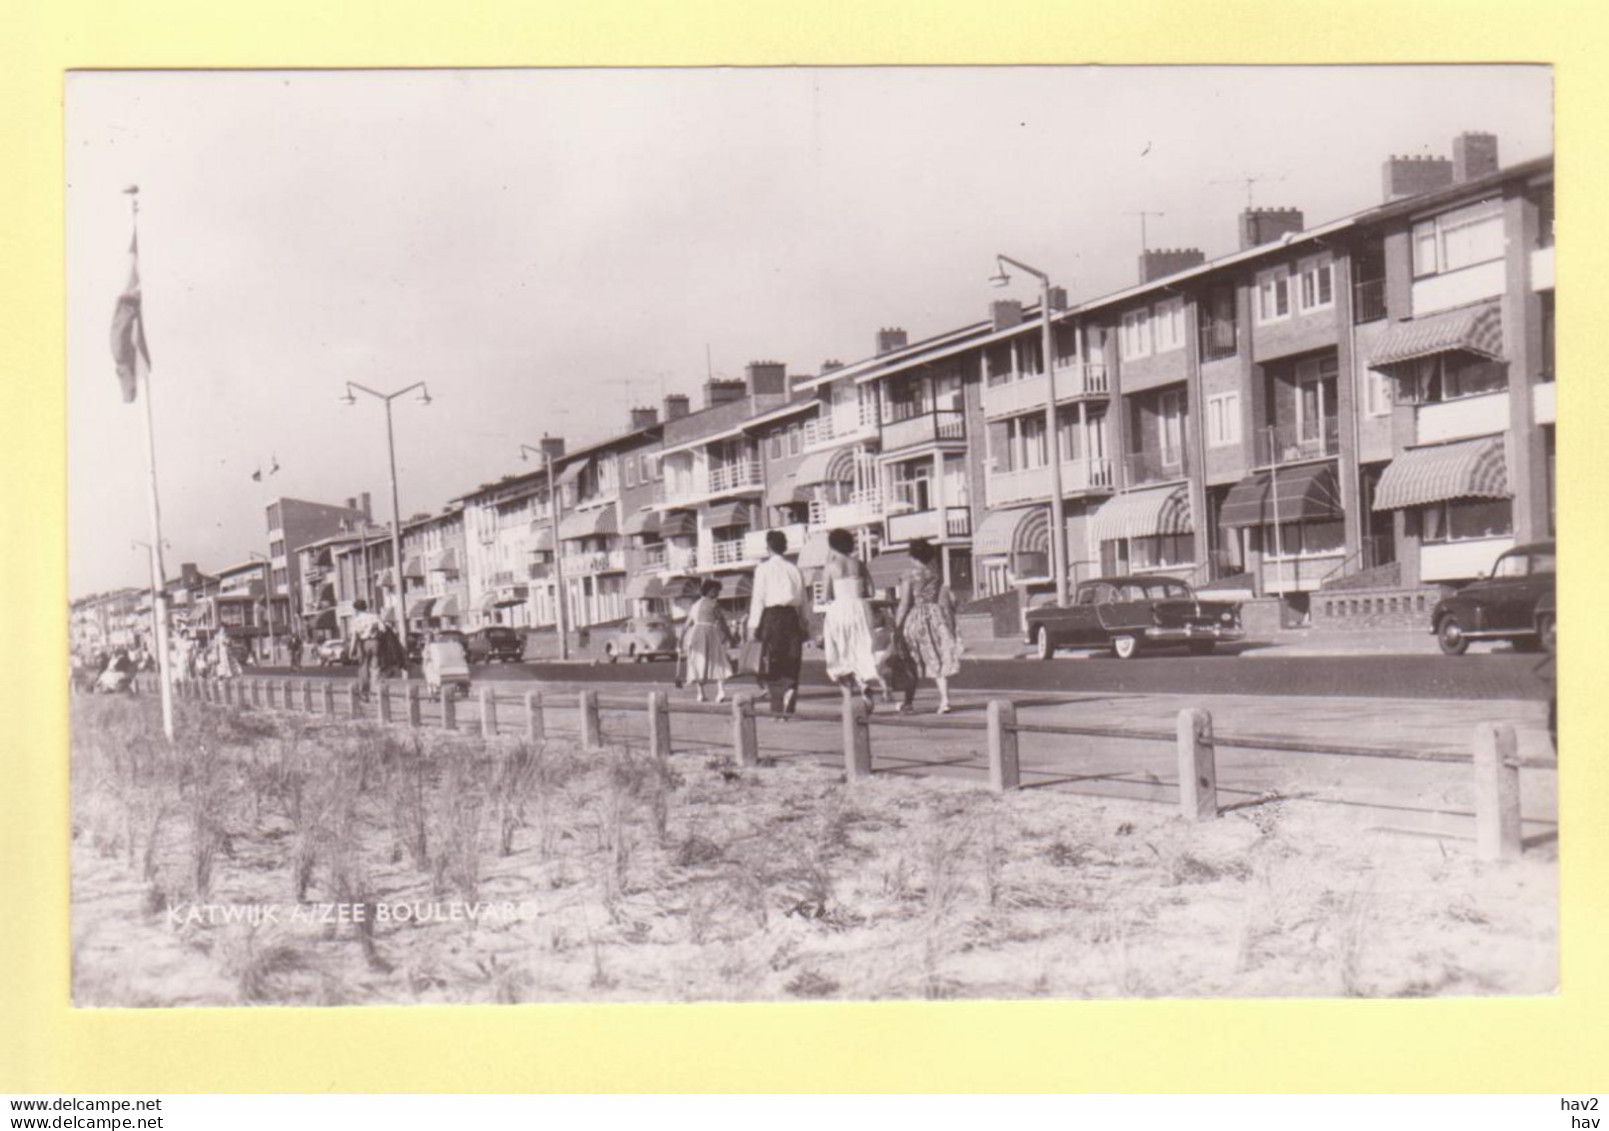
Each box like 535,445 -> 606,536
341,380 -> 433,650
520,441 -> 568,661
247,550 -> 276,665
991,254 -> 1069,607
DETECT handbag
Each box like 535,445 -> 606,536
737,638 -> 764,680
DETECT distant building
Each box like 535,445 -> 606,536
265,494 -> 370,631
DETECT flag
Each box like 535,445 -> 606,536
109,231 -> 150,403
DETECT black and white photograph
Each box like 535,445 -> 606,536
66,65 -> 1557,1008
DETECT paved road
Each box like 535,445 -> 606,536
264,650 -> 1552,702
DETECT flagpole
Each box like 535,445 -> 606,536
129,188 -> 175,743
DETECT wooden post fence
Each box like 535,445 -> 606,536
987,700 -> 1020,792
579,689 -> 601,749
442,690 -> 458,731
321,682 -> 335,716
732,693 -> 758,767
842,693 -> 872,781
378,684 -> 393,724
647,691 -> 670,761
481,688 -> 498,738
1473,722 -> 1522,861
302,680 -> 314,713
348,682 -> 363,720
407,683 -> 422,727
1176,707 -> 1219,821
525,692 -> 544,741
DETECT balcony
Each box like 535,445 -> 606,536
1253,419 -> 1340,467
809,488 -> 886,530
1259,553 -> 1346,594
881,408 -> 966,452
981,363 -> 1111,420
1353,277 -> 1387,324
559,549 -> 626,575
1415,392 -> 1510,445
986,457 -> 1116,507
886,506 -> 973,544
1124,442 -> 1191,487
702,539 -> 748,570
741,522 -> 810,562
527,561 -> 551,581
802,404 -> 879,451
664,459 -> 764,505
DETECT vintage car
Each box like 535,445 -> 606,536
1430,540 -> 1555,656
315,638 -> 353,666
602,615 -> 680,663
1024,576 -> 1245,660
466,625 -> 525,663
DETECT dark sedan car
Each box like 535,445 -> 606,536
466,625 -> 525,663
1024,576 -> 1244,660
1430,540 -> 1555,656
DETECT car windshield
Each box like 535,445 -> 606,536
1492,553 -> 1529,579
1147,580 -> 1191,599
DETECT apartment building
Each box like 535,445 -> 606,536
399,507 -> 468,633
264,494 -> 370,631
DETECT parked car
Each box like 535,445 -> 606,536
466,625 -> 525,663
602,616 -> 679,663
1430,540 -> 1555,656
1024,576 -> 1245,660
316,638 -> 353,666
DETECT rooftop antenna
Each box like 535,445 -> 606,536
1211,174 -> 1287,210
1125,210 -> 1166,256
705,343 -> 713,382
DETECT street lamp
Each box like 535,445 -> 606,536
341,380 -> 433,649
520,441 -> 569,661
248,550 -> 276,665
992,254 -> 1070,608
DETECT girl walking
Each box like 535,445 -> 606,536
895,537 -> 962,713
679,578 -> 735,703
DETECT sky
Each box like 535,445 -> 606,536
66,65 -> 1553,597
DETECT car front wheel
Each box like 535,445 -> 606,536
1034,626 -> 1055,661
1112,634 -> 1139,660
1437,616 -> 1470,656
1538,614 -> 1556,654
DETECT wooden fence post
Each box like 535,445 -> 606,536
842,693 -> 872,781
524,692 -> 544,742
266,679 -> 278,709
251,678 -> 263,708
1473,722 -> 1522,861
647,691 -> 670,761
1176,707 -> 1219,821
348,682 -> 363,719
302,680 -> 314,713
732,693 -> 758,766
442,690 -> 458,731
481,688 -> 498,739
579,689 -> 601,749
321,681 -> 335,716
407,683 -> 422,727
223,680 -> 234,706
378,683 -> 393,724
987,699 -> 1021,792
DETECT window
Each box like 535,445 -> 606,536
1296,355 -> 1338,443
1016,336 -> 1043,377
1418,497 -> 1513,543
1412,199 -> 1504,277
788,425 -> 804,456
1153,297 -> 1184,353
1198,286 -> 1238,361
1366,368 -> 1394,416
1297,254 -> 1334,313
767,434 -> 783,460
624,458 -> 638,488
269,538 -> 285,558
892,461 -> 932,511
985,343 -> 1014,386
1540,293 -> 1555,380
1207,393 -> 1241,447
1262,518 -> 1344,559
1128,533 -> 1194,569
1004,415 -> 1048,471
1405,354 -> 1508,403
1256,267 -> 1291,323
1121,309 -> 1151,360
1158,389 -> 1185,464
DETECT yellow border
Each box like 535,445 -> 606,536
4,0 -> 1605,1094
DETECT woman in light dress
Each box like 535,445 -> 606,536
894,537 -> 962,714
821,527 -> 883,706
679,578 -> 735,703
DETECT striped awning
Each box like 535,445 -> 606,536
493,585 -> 529,608
1219,464 -> 1345,528
1091,485 -> 1192,543
764,471 -> 803,510
659,510 -> 698,539
429,547 -> 461,573
625,573 -> 662,600
867,551 -> 915,589
704,501 -> 751,529
528,527 -> 555,553
794,444 -> 857,487
661,576 -> 702,601
407,597 -> 436,618
554,457 -> 590,487
1373,436 -> 1509,511
1369,304 -> 1505,370
402,555 -> 426,579
558,506 -> 618,541
972,506 -> 1049,558
436,594 -> 461,618
623,508 -> 660,536
797,531 -> 832,571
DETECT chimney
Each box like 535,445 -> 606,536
539,436 -> 566,461
991,300 -> 1024,331
743,360 -> 787,397
360,492 -> 372,520
345,497 -> 356,510
821,359 -> 843,373
629,406 -> 659,431
180,563 -> 201,588
1139,247 -> 1205,283
1239,207 -> 1306,249
1047,285 -> 1069,312
1453,132 -> 1499,183
703,379 -> 746,408
1381,154 -> 1453,202
663,393 -> 690,421
875,327 -> 908,355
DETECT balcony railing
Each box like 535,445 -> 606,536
987,457 -> 1116,506
809,488 -> 886,529
886,506 -> 973,544
1253,418 -> 1340,467
1353,278 -> 1387,324
1124,442 -> 1191,487
666,459 -> 764,503
980,363 -> 1112,419
1198,319 -> 1238,363
741,523 -> 810,562
881,408 -> 966,451
560,549 -> 626,575
802,404 -> 879,449
703,539 -> 748,569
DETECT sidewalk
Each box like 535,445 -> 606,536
958,626 -> 1473,660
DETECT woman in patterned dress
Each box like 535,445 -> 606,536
895,537 -> 961,714
679,578 -> 735,703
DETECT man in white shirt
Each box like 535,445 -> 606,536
748,529 -> 810,716
347,598 -> 384,701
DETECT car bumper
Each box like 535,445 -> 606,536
1143,625 -> 1245,643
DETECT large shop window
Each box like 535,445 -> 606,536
1127,533 -> 1194,569
1412,198 -> 1504,277
1258,518 -> 1345,560
1403,353 -> 1508,403
1417,497 -> 1514,543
